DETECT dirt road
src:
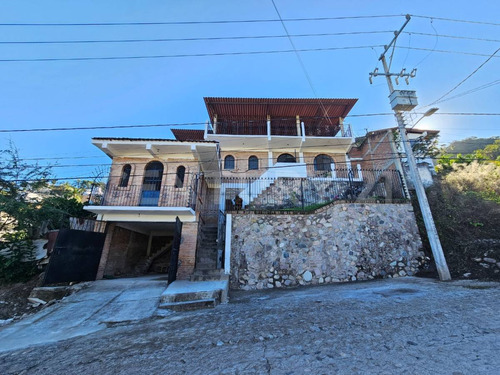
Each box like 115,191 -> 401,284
0,277 -> 498,374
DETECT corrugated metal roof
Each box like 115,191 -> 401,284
204,97 -> 358,124
171,129 -> 205,141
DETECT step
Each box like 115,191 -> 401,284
160,289 -> 221,304
158,298 -> 216,311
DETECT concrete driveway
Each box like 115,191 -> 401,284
0,276 -> 167,352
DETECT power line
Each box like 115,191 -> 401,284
1,112 -> 499,133
0,30 -> 392,45
397,46 -> 500,58
0,14 -> 497,27
426,47 -> 500,107
403,31 -> 500,43
0,44 -> 496,63
0,112 -> 500,133
410,14 -> 500,27
0,44 -> 384,63
0,15 -> 403,27
430,79 -> 500,105
0,122 -> 205,133
5,154 -> 498,183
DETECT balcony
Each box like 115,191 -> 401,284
85,183 -> 197,223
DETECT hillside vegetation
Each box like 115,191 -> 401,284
414,139 -> 500,280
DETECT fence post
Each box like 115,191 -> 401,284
348,169 -> 354,202
300,178 -> 305,210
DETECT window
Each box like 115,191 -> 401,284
119,164 -> 131,187
224,155 -> 235,170
277,153 -> 296,163
175,166 -> 186,188
314,154 -> 333,171
142,161 -> 163,191
248,156 -> 259,170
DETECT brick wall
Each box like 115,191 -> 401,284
177,222 -> 199,279
99,225 -> 148,277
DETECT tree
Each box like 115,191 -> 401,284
0,142 -> 52,238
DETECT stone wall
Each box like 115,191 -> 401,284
230,203 -> 425,290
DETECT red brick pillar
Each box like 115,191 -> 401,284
96,223 -> 115,280
176,222 -> 199,280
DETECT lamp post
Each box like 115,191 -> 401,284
412,107 -> 439,128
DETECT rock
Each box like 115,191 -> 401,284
390,261 -> 397,267
479,263 -> 490,269
303,271 -> 313,282
483,258 -> 496,264
399,270 -> 407,276
284,280 -> 292,286
275,281 -> 282,288
463,273 -> 472,278
216,340 -> 224,346
27,297 -> 47,305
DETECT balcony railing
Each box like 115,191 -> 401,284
209,118 -> 352,138
206,168 -> 407,212
90,184 -> 196,209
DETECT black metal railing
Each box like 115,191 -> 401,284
91,183 -> 195,208
217,210 -> 226,269
206,168 -> 407,212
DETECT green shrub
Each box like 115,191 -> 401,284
0,232 -> 38,283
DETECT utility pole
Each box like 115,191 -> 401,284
369,14 -> 451,281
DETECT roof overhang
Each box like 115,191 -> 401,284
91,138 -> 220,177
84,206 -> 196,223
204,97 -> 358,125
207,134 -> 354,154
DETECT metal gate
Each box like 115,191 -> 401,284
43,229 -> 106,285
168,217 -> 183,284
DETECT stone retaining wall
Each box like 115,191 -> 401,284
230,203 -> 425,290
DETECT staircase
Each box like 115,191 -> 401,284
194,225 -> 218,271
134,240 -> 173,275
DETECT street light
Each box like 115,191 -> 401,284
412,107 -> 439,128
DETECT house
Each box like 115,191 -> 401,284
85,97 -> 427,289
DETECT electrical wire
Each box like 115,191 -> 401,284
0,30 -> 392,45
410,15 -> 500,27
0,15 -> 403,27
1,112 -> 498,133
0,44 -> 385,63
426,47 -> 500,107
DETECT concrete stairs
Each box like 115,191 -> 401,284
195,225 -> 218,271
134,240 -> 172,275
158,280 -> 228,311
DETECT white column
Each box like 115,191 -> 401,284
296,115 -> 301,136
224,214 -> 232,275
339,117 -> 345,136
345,154 -> 352,170
213,115 -> 218,134
267,115 -> 271,141
299,152 -> 305,164
268,151 -> 273,169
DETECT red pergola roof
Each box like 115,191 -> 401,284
204,97 -> 358,124
171,129 -> 205,141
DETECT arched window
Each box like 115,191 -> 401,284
314,154 -> 333,171
119,164 -> 131,187
248,156 -> 259,170
175,166 -> 186,188
224,155 -> 235,170
140,161 -> 164,206
277,153 -> 296,163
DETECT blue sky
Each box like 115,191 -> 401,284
0,0 -> 499,181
